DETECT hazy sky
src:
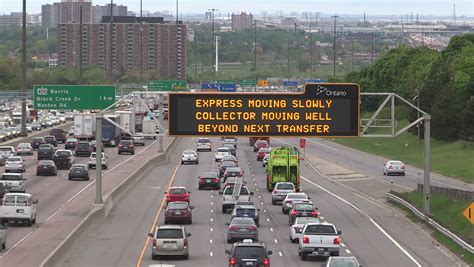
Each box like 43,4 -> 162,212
1,0 -> 472,17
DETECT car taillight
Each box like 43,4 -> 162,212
334,236 -> 341,245
118,144 -> 123,147
263,258 -> 270,266
291,210 -> 298,215
248,226 -> 257,231
388,166 -> 393,169
229,226 -> 237,231
229,258 -> 235,266
401,166 -> 405,169
303,236 -> 309,244
310,211 -> 318,217
184,239 -> 188,246
213,178 -> 220,182
152,239 -> 156,246
286,200 -> 293,204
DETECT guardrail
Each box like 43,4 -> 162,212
386,192 -> 474,254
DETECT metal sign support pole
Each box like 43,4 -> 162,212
95,112 -> 103,205
423,114 -> 431,215
158,96 -> 164,152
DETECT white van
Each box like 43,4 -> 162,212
0,193 -> 38,226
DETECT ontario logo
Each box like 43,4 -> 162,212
316,85 -> 347,97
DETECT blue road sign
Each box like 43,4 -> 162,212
304,79 -> 327,83
200,83 -> 236,92
283,81 -> 298,86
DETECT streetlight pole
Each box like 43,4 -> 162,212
20,0 -> 27,137
79,4 -> 83,84
331,15 -> 339,78
309,31 -> 313,79
254,19 -> 257,87
140,0 -> 143,83
209,8 -> 218,76
287,30 -> 290,80
109,0 -> 114,83
176,0 -> 180,79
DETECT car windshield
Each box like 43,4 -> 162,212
236,208 -> 255,216
66,138 -> 77,142
56,151 -> 71,156
32,137 -> 43,142
168,202 -> 188,210
288,194 -> 306,199
234,246 -> 265,260
169,188 -> 186,194
201,172 -> 218,178
77,143 -> 90,147
295,204 -> 314,210
120,141 -> 132,145
156,229 -> 184,239
224,186 -> 249,195
7,157 -> 21,162
222,161 -> 236,167
390,161 -> 403,165
305,224 -> 337,235
259,148 -> 270,152
18,143 -> 29,148
197,138 -> 210,143
296,217 -> 319,224
0,148 -> 12,152
217,148 -> 229,152
45,136 -> 55,140
276,183 -> 294,190
231,217 -> 255,225
39,160 -> 54,165
1,174 -> 21,181
71,165 -> 86,170
38,145 -> 52,149
329,258 -> 358,267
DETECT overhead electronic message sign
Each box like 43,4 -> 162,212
168,83 -> 360,137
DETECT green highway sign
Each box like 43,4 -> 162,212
148,80 -> 187,91
33,85 -> 115,110
214,79 -> 235,84
240,79 -> 257,87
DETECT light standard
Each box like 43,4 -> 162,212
209,8 -> 218,76
20,0 -> 27,136
331,15 -> 339,78
140,0 -> 143,83
253,19 -> 258,87
109,0 -> 114,83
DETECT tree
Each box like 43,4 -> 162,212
430,85 -> 462,140
460,96 -> 474,142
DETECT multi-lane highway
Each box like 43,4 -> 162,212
55,137 -> 463,267
0,133 -> 172,266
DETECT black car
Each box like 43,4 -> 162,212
36,160 -> 57,176
49,128 -> 66,143
198,171 -> 221,190
68,164 -> 89,181
223,167 -> 244,182
219,160 -> 237,178
53,149 -> 74,170
90,140 -> 104,152
118,140 -> 135,155
37,144 -> 55,160
75,142 -> 93,157
231,203 -> 260,226
44,135 -> 58,147
30,137 -> 44,150
225,239 -> 272,267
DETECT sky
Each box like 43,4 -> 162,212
0,0 -> 472,17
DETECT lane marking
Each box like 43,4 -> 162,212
210,228 -> 213,232
346,249 -> 351,254
210,252 -> 213,257
211,209 -> 214,213
279,251 -> 283,257
136,161 -> 181,267
210,239 -> 213,244
266,218 -> 270,222
341,243 -> 346,247
319,216 -> 325,220
45,139 -> 159,223
211,218 -> 213,222
0,230 -> 34,258
274,239 -> 278,244
270,228 -> 274,232
264,209 -> 267,213
301,176 -> 422,267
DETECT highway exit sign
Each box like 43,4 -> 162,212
463,202 -> 474,224
33,85 -> 115,110
240,79 -> 256,87
148,80 -> 187,91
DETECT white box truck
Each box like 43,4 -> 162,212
74,113 -> 96,140
142,119 -> 157,139
115,110 -> 134,138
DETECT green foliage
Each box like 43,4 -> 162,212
460,96 -> 474,142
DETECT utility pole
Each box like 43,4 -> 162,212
287,31 -> 290,80
20,0 -> 27,137
309,31 -> 313,78
254,19 -> 257,82
109,0 -> 114,83
209,8 -> 218,76
351,38 -> 354,72
79,4 -> 83,85
140,0 -> 143,83
331,15 -> 339,78
194,30 -> 197,79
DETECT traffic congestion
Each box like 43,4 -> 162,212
143,136 -> 361,267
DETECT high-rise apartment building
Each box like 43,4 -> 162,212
0,13 -> 22,27
92,4 -> 128,23
42,0 -> 92,27
231,12 -> 253,31
56,18 -> 187,79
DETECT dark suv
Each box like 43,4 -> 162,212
44,135 -> 58,147
50,128 -> 67,143
75,142 -> 93,157
30,137 -> 44,150
118,140 -> 135,155
231,203 -> 260,226
37,144 -> 55,160
225,239 -> 272,267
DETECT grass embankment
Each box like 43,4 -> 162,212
396,191 -> 474,264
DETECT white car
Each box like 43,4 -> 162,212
181,150 -> 198,164
290,217 -> 320,243
271,182 -> 296,205
196,138 -> 212,152
88,152 -> 108,169
16,143 -> 33,156
282,192 -> 310,214
132,136 -> 146,146
4,156 -> 26,173
383,160 -> 405,176
214,147 -> 231,162
0,173 -> 26,192
299,222 -> 342,259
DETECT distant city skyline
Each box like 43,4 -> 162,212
0,0 -> 472,17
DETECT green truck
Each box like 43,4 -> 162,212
266,147 -> 301,192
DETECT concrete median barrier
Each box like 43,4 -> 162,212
41,137 -> 178,267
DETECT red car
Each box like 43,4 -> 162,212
165,186 -> 190,204
253,140 -> 269,152
257,147 -> 271,161
164,201 -> 193,224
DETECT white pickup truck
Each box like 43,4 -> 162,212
298,222 -> 342,260
0,173 -> 26,193
219,185 -> 253,213
0,193 -> 38,226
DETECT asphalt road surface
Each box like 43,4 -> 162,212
56,137 -> 462,267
